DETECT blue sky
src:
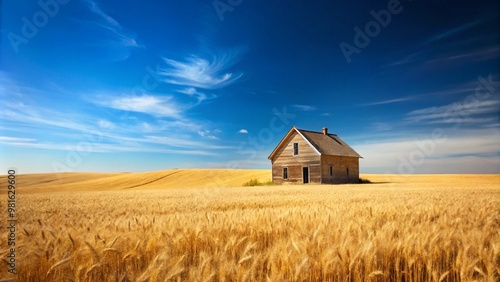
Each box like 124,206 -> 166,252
1,0 -> 499,174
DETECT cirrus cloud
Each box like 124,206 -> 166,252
291,104 -> 316,111
82,0 -> 142,61
105,95 -> 183,118
159,51 -> 244,89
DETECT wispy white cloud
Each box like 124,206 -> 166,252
422,46 -> 500,67
395,75 -> 498,100
356,128 -> 500,173
406,99 -> 500,124
1,103 -> 93,133
97,119 -> 115,130
387,17 -> 497,69
178,87 -> 198,96
0,105 -> 224,156
423,20 -> 483,46
0,138 -> 216,155
370,122 -> 393,131
0,136 -> 37,143
85,0 -> 121,28
178,87 -> 215,104
92,91 -> 223,141
239,129 -> 248,134
291,104 -> 316,111
388,46 -> 499,70
387,51 -> 424,67
196,129 -> 220,140
145,135 -> 228,149
83,0 -> 142,61
0,75 -> 231,158
359,97 -> 416,107
159,51 -> 243,89
414,85 -> 476,97
105,95 -> 183,118
484,123 -> 500,128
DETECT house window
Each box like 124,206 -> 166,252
346,167 -> 349,177
283,167 -> 288,180
293,143 -> 299,155
329,165 -> 333,176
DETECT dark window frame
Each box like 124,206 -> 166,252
283,167 -> 288,180
293,142 -> 299,156
329,165 -> 333,176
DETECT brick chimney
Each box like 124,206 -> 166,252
322,127 -> 328,135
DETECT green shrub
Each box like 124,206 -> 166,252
243,179 -> 274,186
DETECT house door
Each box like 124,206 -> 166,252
303,167 -> 309,184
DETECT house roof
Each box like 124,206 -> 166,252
268,127 -> 362,159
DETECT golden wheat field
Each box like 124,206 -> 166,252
0,170 -> 499,281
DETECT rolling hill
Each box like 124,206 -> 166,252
5,169 -> 271,193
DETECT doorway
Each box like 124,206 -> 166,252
303,167 -> 309,184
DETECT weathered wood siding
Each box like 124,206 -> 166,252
271,131 -> 321,184
320,155 -> 359,184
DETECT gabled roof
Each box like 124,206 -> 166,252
268,126 -> 362,159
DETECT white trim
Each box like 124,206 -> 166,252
268,126 -> 322,160
268,127 -> 296,160
294,128 -> 321,156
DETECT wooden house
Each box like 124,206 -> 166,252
268,127 -> 362,184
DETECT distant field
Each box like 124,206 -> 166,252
4,169 -> 272,193
2,169 -> 497,192
0,172 -> 499,281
